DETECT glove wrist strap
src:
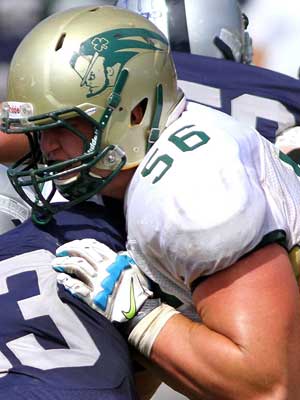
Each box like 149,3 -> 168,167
128,303 -> 179,358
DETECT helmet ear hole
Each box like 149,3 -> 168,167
130,98 -> 148,126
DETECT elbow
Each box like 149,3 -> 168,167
222,377 -> 289,400
185,363 -> 290,400
252,382 -> 288,400
210,354 -> 293,400
235,361 -> 291,400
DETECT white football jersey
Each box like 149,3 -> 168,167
126,100 -> 300,305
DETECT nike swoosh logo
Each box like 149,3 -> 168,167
122,277 -> 136,320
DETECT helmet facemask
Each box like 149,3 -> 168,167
1,79 -> 128,224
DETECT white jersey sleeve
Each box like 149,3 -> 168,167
126,102 -> 300,303
0,164 -> 32,234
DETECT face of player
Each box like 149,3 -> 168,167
40,116 -> 135,199
40,117 -> 93,162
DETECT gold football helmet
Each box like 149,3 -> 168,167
1,6 -> 182,221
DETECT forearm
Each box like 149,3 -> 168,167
129,245 -> 300,400
148,313 -> 280,400
0,132 -> 29,163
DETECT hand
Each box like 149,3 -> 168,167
52,239 -> 153,323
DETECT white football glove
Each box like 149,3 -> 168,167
53,238 -> 179,358
52,239 -> 153,323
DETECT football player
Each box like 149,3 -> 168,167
2,6 -> 300,399
0,195 -> 140,399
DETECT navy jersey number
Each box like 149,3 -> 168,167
0,261 -> 99,377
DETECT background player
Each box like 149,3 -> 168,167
119,0 -> 300,157
0,196 -> 140,399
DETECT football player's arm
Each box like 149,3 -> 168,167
147,243 -> 300,399
51,239 -> 163,400
0,131 -> 29,163
52,239 -> 300,399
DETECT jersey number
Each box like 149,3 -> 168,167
141,125 -> 210,183
0,265 -> 100,377
178,80 -> 296,140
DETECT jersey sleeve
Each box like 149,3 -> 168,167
126,109 -> 270,289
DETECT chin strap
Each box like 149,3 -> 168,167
146,84 -> 163,152
98,68 -> 129,131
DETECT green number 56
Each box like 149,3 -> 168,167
141,125 -> 210,184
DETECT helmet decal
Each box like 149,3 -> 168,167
70,28 -> 168,98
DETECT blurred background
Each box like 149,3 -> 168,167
243,0 -> 300,79
1,0 -> 300,101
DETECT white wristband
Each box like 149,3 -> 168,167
128,303 -> 179,358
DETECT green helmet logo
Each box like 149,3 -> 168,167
70,28 -> 168,98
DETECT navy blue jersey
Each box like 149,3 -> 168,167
173,52 -> 300,143
0,199 -> 138,400
0,198 -> 126,261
